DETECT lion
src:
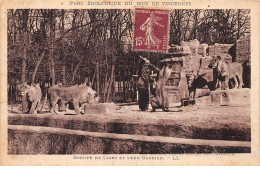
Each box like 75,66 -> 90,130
18,83 -> 42,114
209,55 -> 243,90
46,84 -> 99,115
186,72 -> 197,99
186,70 -> 215,99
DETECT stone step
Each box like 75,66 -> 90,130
195,88 -> 250,106
84,103 -> 116,115
210,88 -> 250,106
8,125 -> 251,154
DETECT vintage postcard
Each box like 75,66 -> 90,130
0,0 -> 259,166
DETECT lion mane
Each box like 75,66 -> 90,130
18,83 -> 42,114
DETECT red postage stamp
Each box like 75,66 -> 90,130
133,8 -> 169,52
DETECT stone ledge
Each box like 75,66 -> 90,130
210,88 -> 250,106
8,112 -> 250,141
84,103 -> 116,115
8,125 -> 251,154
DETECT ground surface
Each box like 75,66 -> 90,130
7,101 -> 251,154
8,102 -> 250,129
8,101 -> 250,139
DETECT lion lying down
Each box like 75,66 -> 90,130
46,84 -> 99,115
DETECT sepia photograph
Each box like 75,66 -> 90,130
0,0 -> 259,166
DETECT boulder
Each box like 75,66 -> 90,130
200,56 -> 213,69
210,88 -> 250,106
208,44 -> 233,56
184,55 -> 202,72
167,45 -> 191,56
83,103 -> 116,115
195,88 -> 211,98
180,39 -> 200,55
236,34 -> 250,63
198,43 -> 208,56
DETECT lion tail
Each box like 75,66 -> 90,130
39,92 -> 48,113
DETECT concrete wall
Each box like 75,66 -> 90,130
8,113 -> 251,142
8,125 -> 250,154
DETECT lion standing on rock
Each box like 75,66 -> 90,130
46,84 -> 99,115
209,55 -> 243,90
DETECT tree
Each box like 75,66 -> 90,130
8,9 -> 250,103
